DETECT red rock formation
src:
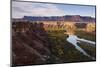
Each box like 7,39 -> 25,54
12,21 -> 51,66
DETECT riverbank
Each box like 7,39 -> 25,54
66,35 -> 96,60
75,30 -> 96,41
77,42 -> 96,59
47,30 -> 94,63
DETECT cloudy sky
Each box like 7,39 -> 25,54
12,1 -> 95,18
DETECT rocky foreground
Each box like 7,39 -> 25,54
12,21 -> 51,66
12,21 -> 96,66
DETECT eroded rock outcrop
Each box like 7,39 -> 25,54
12,21 -> 51,66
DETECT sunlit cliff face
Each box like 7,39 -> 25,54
41,21 -> 95,35
65,30 -> 75,35
86,23 -> 96,32
13,20 -> 96,36
39,21 -> 76,35
64,23 -> 76,35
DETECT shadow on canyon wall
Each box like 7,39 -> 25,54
12,21 -> 51,66
12,21 -> 96,66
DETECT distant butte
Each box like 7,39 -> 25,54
21,15 -> 95,22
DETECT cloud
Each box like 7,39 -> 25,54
12,1 -> 65,18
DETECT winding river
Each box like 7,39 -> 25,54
66,35 -> 95,60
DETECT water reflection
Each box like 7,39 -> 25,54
66,35 -> 95,59
65,28 -> 95,60
67,35 -> 88,56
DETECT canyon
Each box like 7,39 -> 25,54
12,16 -> 96,66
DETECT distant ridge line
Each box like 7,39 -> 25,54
13,15 -> 96,22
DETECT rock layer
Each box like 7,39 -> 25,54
12,21 -> 51,66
